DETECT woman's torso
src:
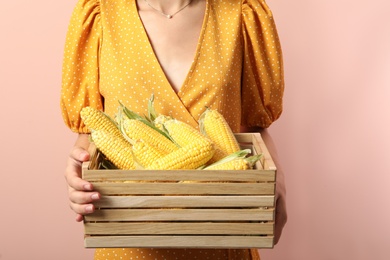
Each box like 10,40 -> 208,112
98,0 -> 244,131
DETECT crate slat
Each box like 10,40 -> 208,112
91,182 -> 275,195
84,235 -> 274,249
235,133 -> 276,170
85,208 -> 274,222
82,170 -> 275,182
94,195 -> 275,208
84,222 -> 274,235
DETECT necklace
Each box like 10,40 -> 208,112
142,0 -> 193,19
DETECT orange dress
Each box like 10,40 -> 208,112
61,0 -> 284,259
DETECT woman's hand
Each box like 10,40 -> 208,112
64,134 -> 100,222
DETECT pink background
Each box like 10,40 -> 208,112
0,0 -> 389,259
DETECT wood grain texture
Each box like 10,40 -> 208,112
82,133 -> 276,249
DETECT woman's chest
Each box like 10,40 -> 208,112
98,0 -> 244,122
137,1 -> 206,93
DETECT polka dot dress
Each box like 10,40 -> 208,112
61,0 -> 284,133
61,0 -> 284,259
94,248 -> 261,260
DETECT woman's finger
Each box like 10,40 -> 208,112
69,200 -> 95,216
68,188 -> 100,204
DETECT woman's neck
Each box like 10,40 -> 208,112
141,0 -> 194,16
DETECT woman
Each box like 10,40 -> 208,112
61,0 -> 287,259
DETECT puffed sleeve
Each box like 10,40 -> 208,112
241,0 -> 285,128
60,0 -> 102,133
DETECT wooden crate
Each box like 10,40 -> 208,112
82,133 -> 276,249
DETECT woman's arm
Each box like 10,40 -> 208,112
64,133 -> 100,222
241,127 -> 287,245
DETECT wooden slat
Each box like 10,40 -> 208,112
235,133 -> 276,170
234,133 -> 256,143
91,182 -> 275,195
253,133 -> 276,171
83,169 -> 275,182
84,208 -> 274,222
84,235 -> 274,249
94,195 -> 275,208
84,222 -> 274,235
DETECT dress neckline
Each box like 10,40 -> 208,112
132,0 -> 210,97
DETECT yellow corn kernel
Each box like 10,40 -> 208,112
208,146 -> 229,164
80,106 -> 122,138
122,118 -> 178,153
146,141 -> 215,170
91,130 -> 135,170
199,108 -> 241,161
204,158 -> 251,170
163,119 -> 210,147
204,150 -> 262,170
132,139 -> 165,168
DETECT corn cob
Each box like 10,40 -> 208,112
203,150 -> 262,170
199,108 -> 241,162
146,140 -> 215,170
209,147 -> 229,164
204,158 -> 251,170
80,106 -> 122,138
163,119 -> 210,147
132,139 -> 165,168
122,118 -> 178,154
91,130 -> 135,170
